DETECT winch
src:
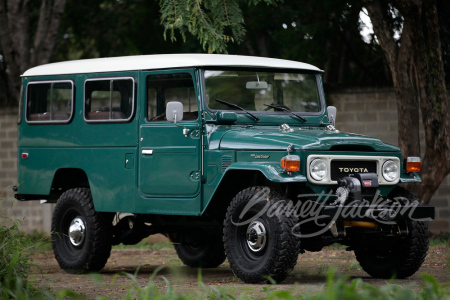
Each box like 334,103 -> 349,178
333,173 -> 379,205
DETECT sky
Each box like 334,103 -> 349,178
359,8 -> 374,43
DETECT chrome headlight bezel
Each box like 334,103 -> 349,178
310,158 -> 328,181
382,159 -> 399,182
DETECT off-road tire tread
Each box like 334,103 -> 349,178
174,238 -> 226,268
355,187 -> 429,279
52,188 -> 113,273
223,186 -> 300,283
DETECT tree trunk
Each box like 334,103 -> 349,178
364,0 -> 449,204
0,0 -> 66,106
414,0 -> 450,203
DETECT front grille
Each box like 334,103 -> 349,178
330,160 -> 377,180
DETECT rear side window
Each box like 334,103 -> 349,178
26,80 -> 74,123
84,77 -> 134,122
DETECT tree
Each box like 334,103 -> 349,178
0,0 -> 66,106
159,0 -> 279,53
363,0 -> 448,204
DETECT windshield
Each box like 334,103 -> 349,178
204,69 -> 321,113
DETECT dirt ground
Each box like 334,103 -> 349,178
31,245 -> 449,299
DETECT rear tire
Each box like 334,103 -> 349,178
52,188 -> 113,273
174,236 -> 226,268
223,186 -> 300,283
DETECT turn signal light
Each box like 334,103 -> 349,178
281,155 -> 300,172
406,157 -> 421,173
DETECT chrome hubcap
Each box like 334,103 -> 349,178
246,220 -> 267,252
68,217 -> 86,247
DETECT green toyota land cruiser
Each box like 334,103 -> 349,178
15,54 -> 434,283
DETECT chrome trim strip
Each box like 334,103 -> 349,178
306,155 -> 400,185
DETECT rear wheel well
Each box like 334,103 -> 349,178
50,168 -> 90,200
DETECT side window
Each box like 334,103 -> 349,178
26,80 -> 73,123
85,77 -> 134,122
147,73 -> 198,121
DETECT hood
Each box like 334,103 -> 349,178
218,128 -> 400,152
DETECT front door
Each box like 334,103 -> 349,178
138,70 -> 201,211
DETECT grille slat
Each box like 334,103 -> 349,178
221,156 -> 232,172
330,161 -> 377,180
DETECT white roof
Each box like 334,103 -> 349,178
22,54 -> 322,77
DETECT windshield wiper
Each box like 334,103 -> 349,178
263,104 -> 307,122
215,99 -> 260,121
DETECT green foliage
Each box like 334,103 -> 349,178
0,194 -> 54,299
159,0 -> 281,53
430,232 -> 450,247
70,269 -> 450,300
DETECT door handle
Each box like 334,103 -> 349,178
142,150 -> 153,155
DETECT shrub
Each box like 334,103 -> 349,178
0,193 -> 44,297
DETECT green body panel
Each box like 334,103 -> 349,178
218,127 -> 399,151
18,72 -> 140,212
134,69 -> 203,215
399,172 -> 422,183
18,147 -> 137,212
226,162 -> 307,183
17,68 -> 417,216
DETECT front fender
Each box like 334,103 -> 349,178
225,162 -> 307,183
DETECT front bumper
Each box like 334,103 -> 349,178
320,205 -> 435,222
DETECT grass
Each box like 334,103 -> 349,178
0,191 -> 55,299
88,268 -> 450,300
430,232 -> 450,247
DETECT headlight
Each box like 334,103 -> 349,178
382,160 -> 399,182
310,158 -> 328,181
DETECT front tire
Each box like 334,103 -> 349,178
354,187 -> 429,278
223,186 -> 300,283
52,188 -> 113,273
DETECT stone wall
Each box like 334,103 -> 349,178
1,87 -> 449,234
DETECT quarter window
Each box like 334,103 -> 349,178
26,80 -> 73,123
85,78 -> 134,122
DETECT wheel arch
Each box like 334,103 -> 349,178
202,163 -> 308,219
50,168 -> 90,201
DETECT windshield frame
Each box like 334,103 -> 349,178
201,67 -> 325,117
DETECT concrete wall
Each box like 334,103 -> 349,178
0,108 -> 55,232
1,87 -> 449,234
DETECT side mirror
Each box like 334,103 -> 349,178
166,101 -> 190,137
327,106 -> 337,126
166,101 -> 184,123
